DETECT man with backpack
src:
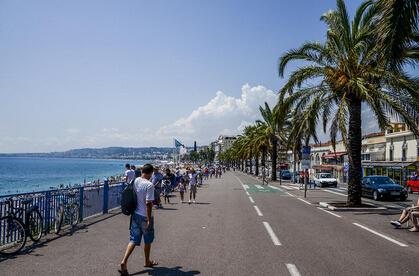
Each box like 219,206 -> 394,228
119,164 -> 158,275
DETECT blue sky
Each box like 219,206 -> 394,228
0,0 -> 371,153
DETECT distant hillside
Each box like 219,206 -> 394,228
0,147 -> 178,160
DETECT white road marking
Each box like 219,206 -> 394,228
268,185 -> 283,191
286,264 -> 302,276
352,222 -> 408,247
330,188 -> 347,193
286,192 -> 296,197
243,184 -> 249,189
323,189 -> 346,197
255,184 -> 264,189
317,207 -> 342,218
263,221 -> 281,246
282,186 -> 294,190
254,205 -> 263,216
248,196 -> 255,204
245,191 -> 250,196
297,198 -> 312,205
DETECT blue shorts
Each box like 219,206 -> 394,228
130,214 -> 154,246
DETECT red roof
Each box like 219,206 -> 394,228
322,152 -> 347,159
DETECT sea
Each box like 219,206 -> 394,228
0,157 -> 149,196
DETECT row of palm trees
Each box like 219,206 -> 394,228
219,0 -> 418,206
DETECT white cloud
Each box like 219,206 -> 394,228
156,84 -> 278,145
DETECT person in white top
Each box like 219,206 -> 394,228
188,168 -> 198,204
119,164 -> 158,275
124,163 -> 135,184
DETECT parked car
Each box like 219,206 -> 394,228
361,175 -> 408,201
280,170 -> 292,180
291,172 -> 300,183
406,175 -> 419,194
313,173 -> 338,187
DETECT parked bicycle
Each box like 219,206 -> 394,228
0,197 -> 43,255
54,191 -> 79,234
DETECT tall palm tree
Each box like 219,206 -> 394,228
257,103 -> 281,181
278,0 -> 419,206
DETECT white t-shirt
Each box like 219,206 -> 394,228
134,177 -> 155,217
125,169 -> 135,184
188,173 -> 197,187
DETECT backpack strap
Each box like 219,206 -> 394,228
129,214 -> 133,230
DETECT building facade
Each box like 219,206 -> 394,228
286,123 -> 418,185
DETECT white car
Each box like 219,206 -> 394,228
314,173 -> 338,188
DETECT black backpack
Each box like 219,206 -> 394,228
121,179 -> 137,216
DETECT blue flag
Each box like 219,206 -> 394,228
174,139 -> 184,148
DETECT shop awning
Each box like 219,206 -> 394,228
322,152 -> 347,159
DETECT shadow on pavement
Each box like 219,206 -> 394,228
0,210 -> 121,263
131,266 -> 200,275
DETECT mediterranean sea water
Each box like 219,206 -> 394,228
0,157 -> 148,196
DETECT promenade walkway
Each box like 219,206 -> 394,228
1,172 -> 419,275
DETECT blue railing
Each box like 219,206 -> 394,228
0,181 -> 126,234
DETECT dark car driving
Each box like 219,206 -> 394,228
361,176 -> 408,201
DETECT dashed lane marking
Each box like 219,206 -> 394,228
282,186 -> 294,191
243,184 -> 249,189
249,196 -> 255,204
254,205 -> 263,216
317,207 -> 342,218
286,264 -> 302,276
286,192 -> 296,197
268,185 -> 283,192
352,222 -> 408,247
263,221 -> 281,246
323,189 -> 346,197
297,198 -> 312,205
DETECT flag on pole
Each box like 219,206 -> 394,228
174,138 -> 184,148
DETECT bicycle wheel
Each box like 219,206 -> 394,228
0,216 -> 27,255
28,210 -> 43,242
69,203 -> 79,228
54,207 -> 64,234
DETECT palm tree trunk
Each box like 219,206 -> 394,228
249,159 -> 253,174
292,150 -> 297,184
271,137 -> 277,181
262,147 -> 266,167
347,97 -> 363,206
255,154 -> 259,176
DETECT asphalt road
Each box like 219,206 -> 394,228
1,172 -> 418,275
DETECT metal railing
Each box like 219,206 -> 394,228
0,181 -> 126,235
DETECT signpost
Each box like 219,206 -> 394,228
301,146 -> 311,198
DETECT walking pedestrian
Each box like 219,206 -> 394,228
125,163 -> 135,184
119,164 -> 158,275
178,178 -> 186,203
188,168 -> 198,204
151,167 -> 163,208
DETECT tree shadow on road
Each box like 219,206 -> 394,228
131,266 -> 200,275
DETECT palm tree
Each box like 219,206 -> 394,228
257,103 -> 281,181
278,0 -> 419,206
375,0 -> 419,71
